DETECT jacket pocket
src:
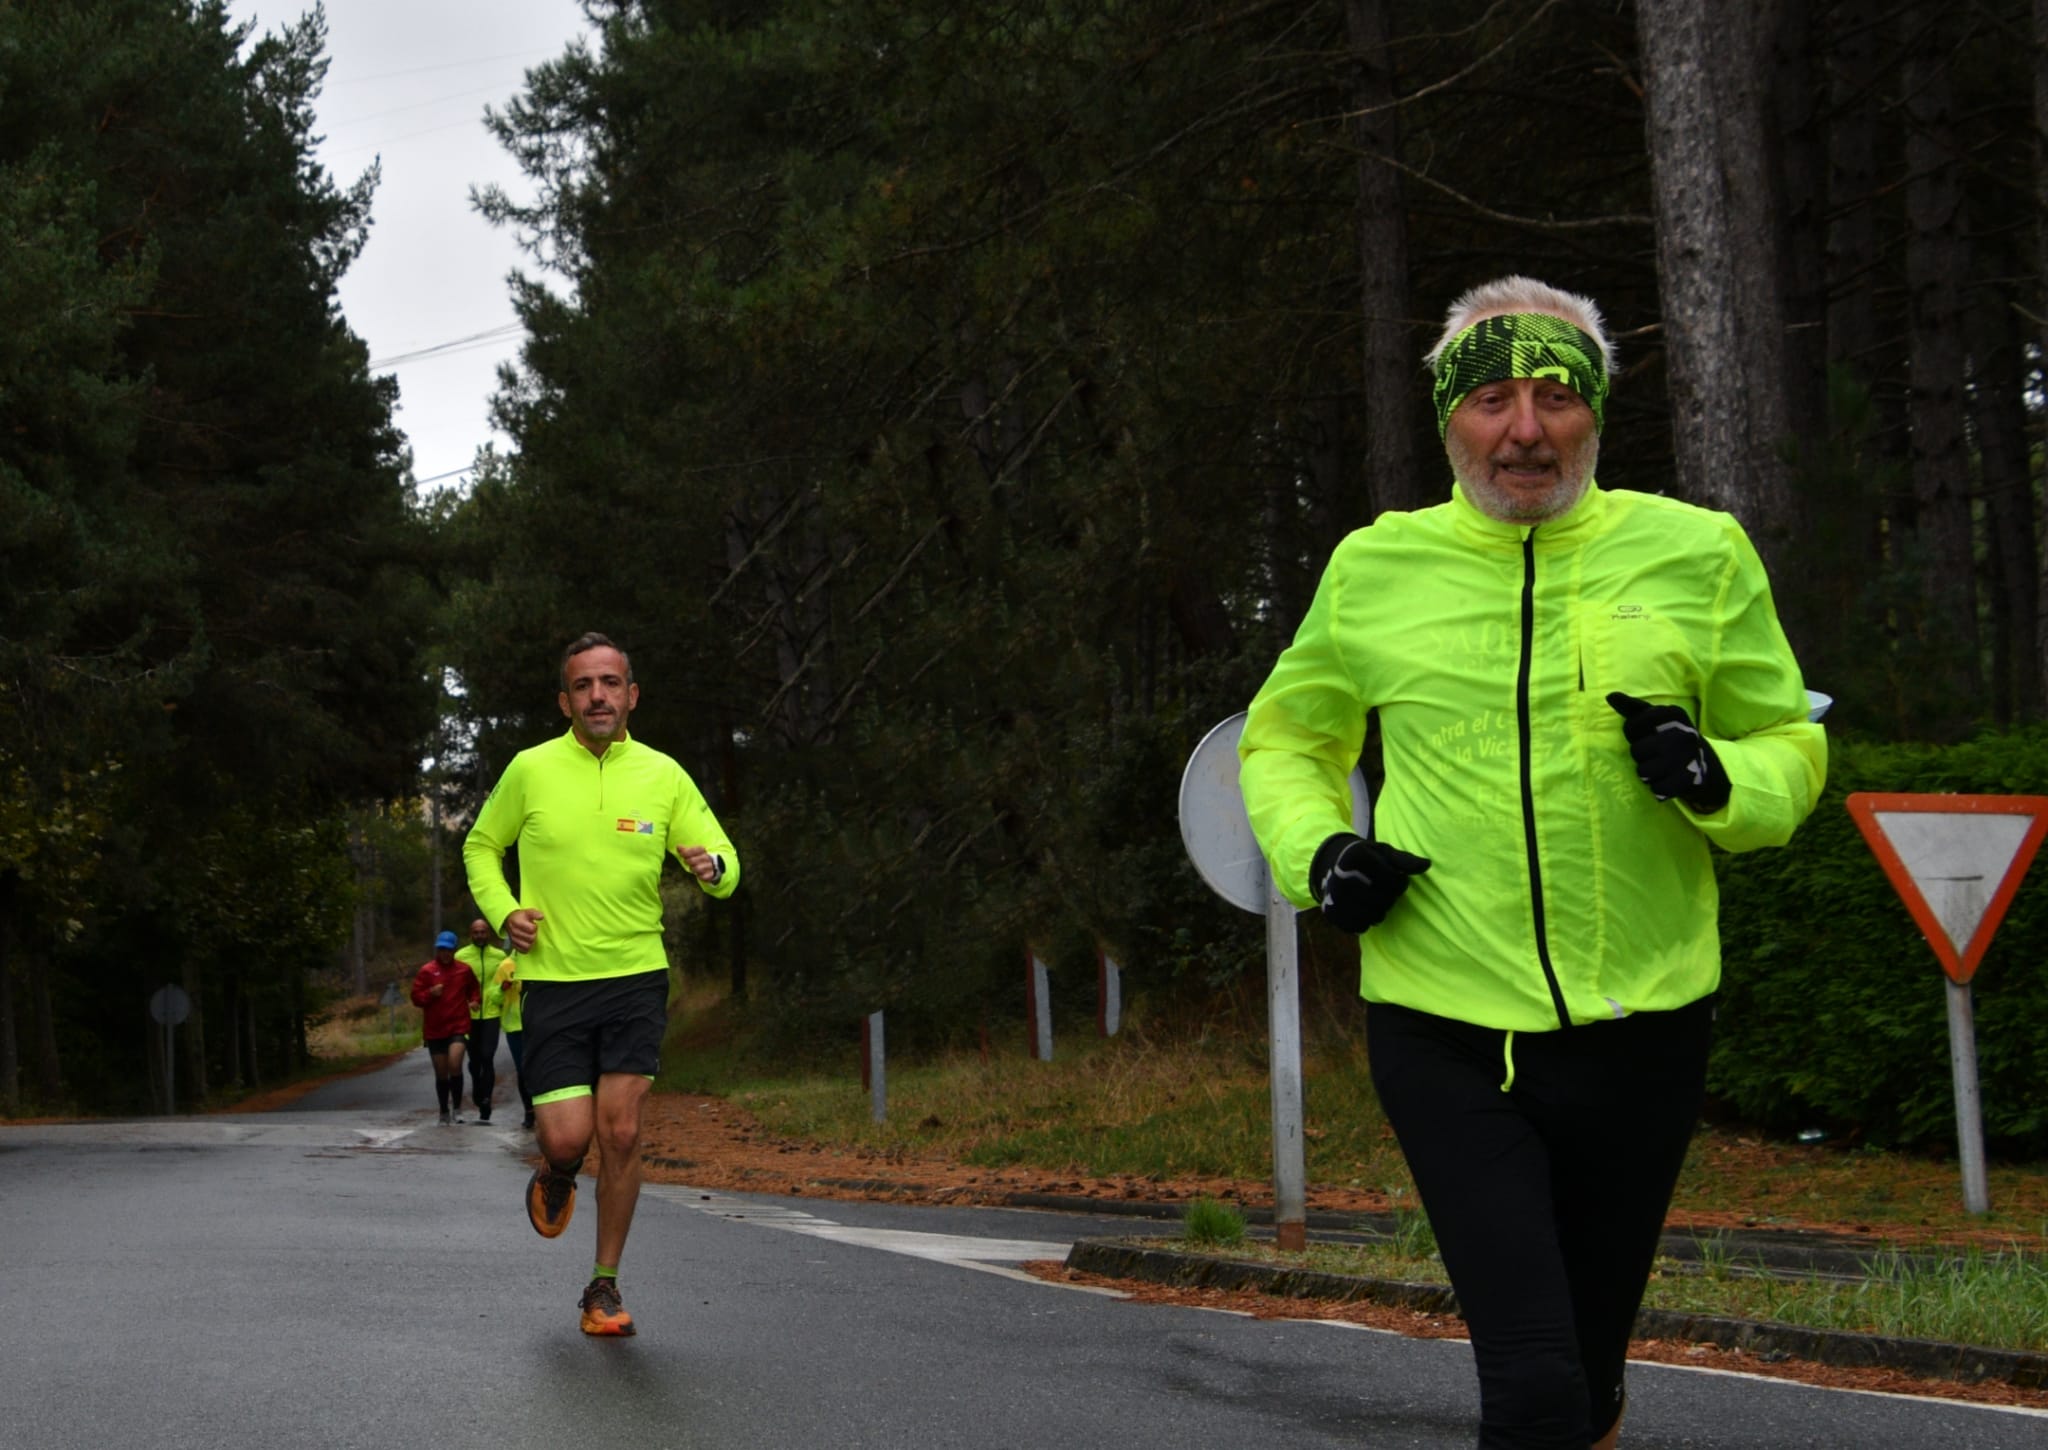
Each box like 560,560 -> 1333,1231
1578,602 -> 1699,709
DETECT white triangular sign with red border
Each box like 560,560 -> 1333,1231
1845,793 -> 2048,983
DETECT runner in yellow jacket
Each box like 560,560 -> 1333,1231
1240,276 -> 1824,1450
464,631 -> 739,1337
455,919 -> 514,1123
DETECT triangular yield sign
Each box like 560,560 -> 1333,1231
1844,793 -> 2048,983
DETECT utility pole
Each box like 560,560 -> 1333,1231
429,770 -> 443,935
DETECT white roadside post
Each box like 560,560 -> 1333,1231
1097,947 -> 1122,1037
1845,791 -> 2048,1216
1179,712 -> 1368,1253
863,1011 -> 886,1124
1026,950 -> 1053,1061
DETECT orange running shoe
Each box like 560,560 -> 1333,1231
525,1160 -> 579,1238
579,1276 -> 635,1336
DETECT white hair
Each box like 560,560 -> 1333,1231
1424,275 -> 1614,374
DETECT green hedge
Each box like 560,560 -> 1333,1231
1712,729 -> 2048,1155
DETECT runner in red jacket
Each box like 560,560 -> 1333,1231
411,931 -> 481,1124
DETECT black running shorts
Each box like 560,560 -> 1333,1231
519,970 -> 669,1104
423,1034 -> 468,1054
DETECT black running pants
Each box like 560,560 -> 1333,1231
1366,996 -> 1713,1450
467,1016 -> 501,1115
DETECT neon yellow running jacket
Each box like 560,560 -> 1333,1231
1239,482 -> 1826,1032
456,943 -> 513,1019
464,730 -> 740,983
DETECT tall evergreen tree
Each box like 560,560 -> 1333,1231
0,1 -> 438,1106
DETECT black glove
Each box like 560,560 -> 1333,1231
1309,832 -> 1431,934
1606,691 -> 1731,813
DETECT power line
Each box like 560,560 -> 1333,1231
324,115 -> 496,161
325,47 -> 558,90
369,323 -> 523,370
326,81 -> 522,134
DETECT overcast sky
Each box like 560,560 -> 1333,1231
225,1 -> 595,489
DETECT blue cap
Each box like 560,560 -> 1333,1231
435,930 -> 458,949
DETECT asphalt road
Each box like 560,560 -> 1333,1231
2,1052 -> 2043,1449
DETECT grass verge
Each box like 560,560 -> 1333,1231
1150,1233 -> 2048,1355
661,985 -> 2048,1247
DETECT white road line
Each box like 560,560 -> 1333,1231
644,1186 -> 1082,1275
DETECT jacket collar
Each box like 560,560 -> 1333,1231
1448,479 -> 1608,548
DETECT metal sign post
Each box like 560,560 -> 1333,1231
1262,867 -> 1306,1249
1179,712 -> 1368,1253
1944,979 -> 1988,1215
149,985 -> 192,1115
1845,791 -> 2048,1216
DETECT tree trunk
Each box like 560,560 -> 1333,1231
1636,0 -> 1797,549
719,712 -> 748,1000
247,988 -> 262,1089
1345,0 -> 1421,520
2033,0 -> 2048,708
729,891 -> 748,1002
1771,0 -> 1827,448
1826,13 -> 1884,384
0,882 -> 16,1114
726,490 -> 836,750
181,957 -> 208,1105
1900,8 -> 1981,735
29,951 -> 61,1104
292,967 -> 309,1069
225,975 -> 243,1090
1968,278 -> 2039,724
348,821 -> 370,995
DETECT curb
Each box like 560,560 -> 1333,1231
652,1171 -> 1998,1285
1005,1193 -> 1948,1280
1066,1240 -> 2048,1392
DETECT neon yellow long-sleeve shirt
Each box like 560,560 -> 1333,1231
1239,482 -> 1826,1032
463,729 -> 740,983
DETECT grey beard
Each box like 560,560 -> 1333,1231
1450,438 -> 1599,524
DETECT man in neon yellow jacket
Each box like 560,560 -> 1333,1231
456,918 -> 513,1123
1240,276 -> 1824,1450
465,631 -> 739,1338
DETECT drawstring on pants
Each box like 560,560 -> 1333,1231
1499,1030 -> 1517,1092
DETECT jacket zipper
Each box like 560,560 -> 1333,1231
1518,531 -> 1572,1030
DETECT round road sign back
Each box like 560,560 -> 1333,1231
1179,712 -> 1370,916
149,984 -> 192,1026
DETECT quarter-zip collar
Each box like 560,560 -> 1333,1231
1448,478 -> 1609,550
556,726 -> 634,809
559,726 -> 635,763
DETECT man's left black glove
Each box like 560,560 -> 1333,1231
1606,691 -> 1731,813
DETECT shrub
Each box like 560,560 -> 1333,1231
1183,1196 -> 1248,1246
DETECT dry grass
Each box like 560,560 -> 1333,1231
681,1016 -> 2048,1251
306,986 -> 421,1058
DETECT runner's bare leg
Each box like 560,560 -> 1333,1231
592,1072 -> 650,1267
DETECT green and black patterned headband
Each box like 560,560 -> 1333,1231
1431,312 -> 1608,436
